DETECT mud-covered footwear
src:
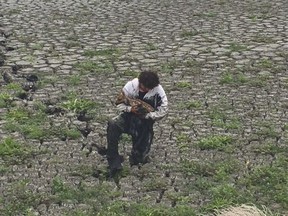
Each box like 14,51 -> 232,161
129,153 -> 151,166
107,155 -> 124,177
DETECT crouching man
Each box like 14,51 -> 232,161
106,71 -> 168,176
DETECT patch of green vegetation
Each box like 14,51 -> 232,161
0,180 -> 42,216
51,177 -> 121,205
122,69 -> 139,77
0,137 -> 23,157
65,128 -> 82,140
181,158 -> 240,180
144,178 -> 168,191
0,165 -> 10,174
248,75 -> 269,88
196,135 -> 233,151
5,107 -> 30,123
176,133 -> 191,152
241,156 -> 288,209
74,60 -> 113,74
0,83 -> 27,107
228,42 -> 249,52
88,201 -> 197,216
252,143 -> 288,155
4,83 -> 23,91
145,42 -> 158,51
179,100 -> 202,110
160,60 -> 180,74
4,107 -> 49,140
257,59 -> 274,68
165,191 -> 193,204
248,13 -> 272,21
38,75 -> 58,87
203,183 -> 242,212
67,74 -> 82,86
175,81 -> 192,89
0,92 -> 13,108
207,108 -> 241,130
61,96 -> 100,113
251,35 -> 275,43
219,71 -> 248,85
17,36 -> 35,44
22,124 -> 47,140
70,165 -> 94,177
184,59 -> 201,68
180,159 -> 215,178
31,43 -> 44,50
255,121 -> 280,139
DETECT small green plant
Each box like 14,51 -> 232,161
5,107 -> 30,123
21,124 -> 47,140
65,128 -> 82,140
61,96 -> 100,113
203,184 -> 239,213
144,178 -> 168,191
248,75 -> 269,87
176,133 -> 191,152
180,159 -> 215,178
31,43 -> 44,50
0,180 -> 42,215
243,159 -> 288,208
196,135 -> 233,151
18,36 -> 35,44
51,177 -> 121,204
219,71 -> 248,85
252,143 -> 288,155
67,74 -> 82,86
251,35 -> 275,43
180,100 -> 202,110
145,42 -> 158,51
257,59 -> 274,68
184,59 -> 201,68
0,137 -> 22,157
0,92 -> 12,108
228,42 -> 249,52
122,69 -> 138,77
0,165 -> 10,174
255,122 -> 280,139
175,81 -> 192,89
160,60 -> 180,74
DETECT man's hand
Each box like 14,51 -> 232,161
131,104 -> 149,116
131,105 -> 138,114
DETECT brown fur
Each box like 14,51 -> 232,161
115,91 -> 154,112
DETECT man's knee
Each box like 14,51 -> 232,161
108,115 -> 125,131
107,118 -> 121,132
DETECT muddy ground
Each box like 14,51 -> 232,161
0,0 -> 288,215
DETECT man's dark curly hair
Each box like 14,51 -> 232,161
138,71 -> 160,89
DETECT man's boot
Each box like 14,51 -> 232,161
107,155 -> 124,177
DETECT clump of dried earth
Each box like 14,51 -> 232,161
0,0 -> 288,215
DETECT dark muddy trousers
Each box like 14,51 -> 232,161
107,113 -> 154,167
